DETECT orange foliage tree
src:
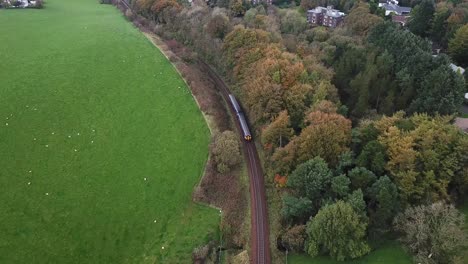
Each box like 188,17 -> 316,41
273,107 -> 352,171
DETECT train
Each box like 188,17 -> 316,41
228,94 -> 252,141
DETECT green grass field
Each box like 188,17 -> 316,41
0,1 -> 219,263
289,241 -> 412,264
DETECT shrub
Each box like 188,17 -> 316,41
211,130 -> 242,174
34,0 -> 44,8
281,225 -> 307,252
125,9 -> 135,21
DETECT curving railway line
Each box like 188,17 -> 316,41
199,61 -> 271,264
118,2 -> 271,262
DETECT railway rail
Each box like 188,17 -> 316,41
117,2 -> 270,261
199,61 -> 271,264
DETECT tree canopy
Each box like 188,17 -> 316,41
306,201 -> 370,261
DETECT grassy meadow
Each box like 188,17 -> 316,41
0,0 -> 219,263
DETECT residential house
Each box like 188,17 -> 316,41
392,15 -> 410,26
379,2 -> 412,16
379,0 -> 412,26
307,6 -> 345,28
252,0 -> 272,5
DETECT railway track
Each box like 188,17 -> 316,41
199,61 -> 271,264
116,2 -> 270,260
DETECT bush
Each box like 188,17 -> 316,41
99,0 -> 113,4
34,0 -> 44,8
280,225 -> 307,252
211,130 -> 242,174
125,9 -> 135,21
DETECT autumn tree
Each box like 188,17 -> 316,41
378,124 -> 418,202
306,201 -> 370,261
366,113 -> 468,203
211,130 -> 242,173
280,110 -> 351,166
206,10 -> 230,39
344,3 -> 384,36
223,26 -> 270,73
394,202 -> 467,264
280,225 -> 307,253
244,6 -> 268,29
229,0 -> 246,17
261,111 -> 294,150
449,24 -> 468,67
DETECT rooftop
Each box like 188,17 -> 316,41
308,6 -> 345,18
381,3 -> 412,14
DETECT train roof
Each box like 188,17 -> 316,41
229,94 -> 242,114
238,112 -> 251,137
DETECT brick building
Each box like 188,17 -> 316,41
307,6 -> 345,28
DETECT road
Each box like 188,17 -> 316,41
199,61 -> 271,264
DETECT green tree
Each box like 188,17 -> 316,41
306,201 -> 371,261
281,195 -> 313,222
409,61 -> 465,115
346,189 -> 367,219
409,0 -> 435,37
287,157 -> 333,207
431,6 -> 451,46
394,202 -> 467,264
368,176 -> 399,230
280,9 -> 308,35
331,174 -> 351,198
347,167 -> 377,191
356,140 -> 387,175
449,24 -> 468,67
335,151 -> 354,175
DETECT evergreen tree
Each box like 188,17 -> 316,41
368,176 -> 399,230
408,0 -> 435,37
288,157 -> 334,210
